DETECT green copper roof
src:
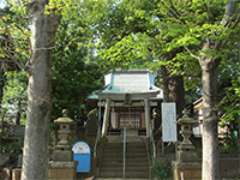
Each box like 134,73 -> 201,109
88,70 -> 163,99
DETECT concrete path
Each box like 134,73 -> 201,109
96,179 -> 149,180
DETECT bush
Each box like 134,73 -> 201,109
152,160 -> 172,180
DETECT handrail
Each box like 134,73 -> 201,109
145,136 -> 151,179
93,122 -> 101,158
94,104 -> 102,159
123,127 -> 127,178
148,125 -> 156,179
150,126 -> 156,160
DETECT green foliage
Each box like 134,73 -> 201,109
0,1 -> 29,66
51,2 -> 104,118
0,1 -> 29,124
88,0 -> 240,125
1,0 -> 240,133
2,71 -> 27,123
100,33 -> 153,69
152,160 -> 172,180
3,71 -> 27,104
1,0 -> 105,120
218,46 -> 240,128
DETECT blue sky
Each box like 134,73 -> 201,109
0,0 -> 6,8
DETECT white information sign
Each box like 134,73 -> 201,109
72,141 -> 90,154
161,102 -> 177,142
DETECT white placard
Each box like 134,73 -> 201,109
72,141 -> 90,154
161,102 -> 177,142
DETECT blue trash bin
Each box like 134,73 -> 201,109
72,141 -> 91,173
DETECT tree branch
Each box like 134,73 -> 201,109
184,46 -> 200,60
221,0 -> 240,27
160,0 -> 187,25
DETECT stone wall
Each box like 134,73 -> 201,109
220,156 -> 240,178
48,167 -> 76,180
173,161 -> 201,180
172,155 -> 240,180
0,168 -> 11,180
8,167 -> 77,180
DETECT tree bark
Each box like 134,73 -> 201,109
161,67 -> 185,116
21,1 -> 59,180
200,1 -> 239,179
0,70 -> 5,110
167,76 -> 185,115
15,100 -> 21,125
200,56 -> 219,180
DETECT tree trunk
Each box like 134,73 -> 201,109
0,70 -> 5,109
200,58 -> 219,180
167,76 -> 185,115
199,1 -> 240,178
161,67 -> 185,116
15,100 -> 21,125
21,1 -> 59,180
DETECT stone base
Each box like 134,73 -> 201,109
172,161 -> 201,180
0,167 -> 11,180
49,161 -> 76,180
176,150 -> 198,162
12,168 -> 21,180
52,150 -> 72,162
11,162 -> 77,180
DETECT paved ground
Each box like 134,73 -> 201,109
95,179 -> 149,180
78,177 -> 148,180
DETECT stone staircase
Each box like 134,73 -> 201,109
125,142 -> 150,178
98,139 -> 149,179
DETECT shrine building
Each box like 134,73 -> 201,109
88,69 -> 163,138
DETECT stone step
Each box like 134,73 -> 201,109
100,162 -> 149,167
104,145 -> 146,149
101,162 -> 122,166
102,155 -> 123,159
101,158 -> 148,163
127,145 -> 146,147
96,178 -> 148,180
126,163 -> 149,167
126,152 -> 147,156
104,145 -> 122,148
103,151 -> 146,155
101,161 -> 149,167
103,150 -> 123,154
105,143 -> 122,147
102,152 -> 123,156
101,163 -> 149,169
103,150 -> 146,155
127,150 -> 146,153
102,158 -> 148,164
104,147 -> 146,152
99,171 -> 149,178
104,143 -> 145,148
99,173 -> 149,178
126,149 -> 146,152
126,156 -> 148,160
102,152 -> 147,158
98,141 -> 149,179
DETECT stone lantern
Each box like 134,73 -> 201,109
172,110 -> 201,180
52,109 -> 74,162
176,109 -> 198,162
49,109 -> 77,180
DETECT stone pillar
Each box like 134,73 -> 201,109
12,168 -> 21,180
172,110 -> 201,180
102,98 -> 111,137
49,109 -> 76,180
144,98 -> 150,137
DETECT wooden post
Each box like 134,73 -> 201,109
144,98 -> 150,137
102,98 -> 111,137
